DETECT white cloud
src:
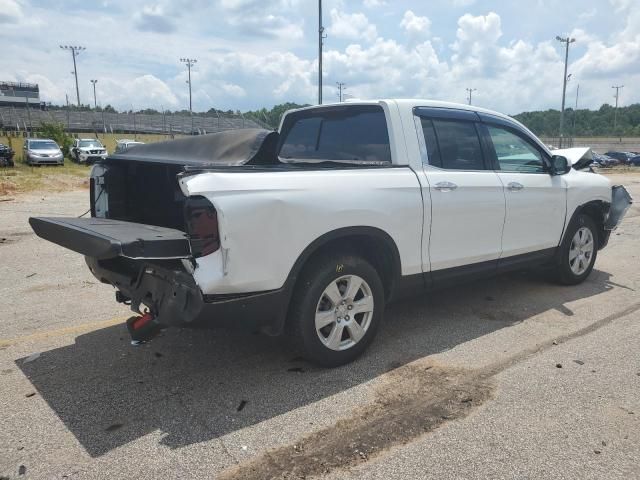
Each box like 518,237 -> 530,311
400,10 -> 431,39
328,9 -> 377,43
1,1 -> 639,113
219,0 -> 304,39
221,82 -> 246,97
134,4 -> 177,33
0,0 -> 23,23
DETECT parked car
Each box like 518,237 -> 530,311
591,152 -> 619,168
605,151 -> 635,164
114,139 -> 145,154
70,138 -> 108,164
0,143 -> 15,167
629,155 -> 640,166
29,100 -> 633,366
23,139 -> 64,166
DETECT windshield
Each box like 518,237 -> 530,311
30,141 -> 59,150
79,140 -> 103,148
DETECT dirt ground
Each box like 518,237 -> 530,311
0,172 -> 639,479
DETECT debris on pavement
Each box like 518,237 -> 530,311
556,363 -> 563,368
237,400 -> 248,412
105,423 -> 123,432
24,352 -> 40,363
573,360 -> 585,365
25,392 -> 36,398
18,465 -> 26,475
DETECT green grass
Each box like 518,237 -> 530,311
0,161 -> 91,197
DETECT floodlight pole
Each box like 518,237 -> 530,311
90,79 -> 98,109
612,85 -> 624,130
180,58 -> 197,132
556,36 -> 575,148
60,45 -> 85,107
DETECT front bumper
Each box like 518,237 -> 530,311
605,185 -> 633,230
79,153 -> 107,163
28,155 -> 64,165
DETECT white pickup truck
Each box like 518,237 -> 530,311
30,100 -> 632,366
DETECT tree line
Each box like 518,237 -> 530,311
514,103 -> 640,137
41,101 -> 640,136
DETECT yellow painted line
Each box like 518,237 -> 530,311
0,315 -> 129,347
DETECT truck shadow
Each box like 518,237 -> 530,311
17,269 -> 616,457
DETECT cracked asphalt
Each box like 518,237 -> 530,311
0,172 -> 639,479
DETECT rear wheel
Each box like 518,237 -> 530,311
288,252 -> 384,367
552,214 -> 598,285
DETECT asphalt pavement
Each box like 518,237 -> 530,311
0,173 -> 638,479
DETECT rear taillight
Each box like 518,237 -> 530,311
185,196 -> 220,258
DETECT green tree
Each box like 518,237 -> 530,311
37,122 -> 74,156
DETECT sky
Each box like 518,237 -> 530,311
1,0 -> 638,115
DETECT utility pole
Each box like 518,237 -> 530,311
571,83 -> 580,145
60,45 -> 86,107
90,79 -> 98,109
612,85 -> 624,130
24,96 -> 32,134
556,35 -> 575,148
318,0 -> 326,104
65,94 -> 70,130
336,82 -> 346,102
180,58 -> 197,132
466,88 -> 477,105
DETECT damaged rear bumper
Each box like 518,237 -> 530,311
86,257 -> 287,333
87,257 -> 203,326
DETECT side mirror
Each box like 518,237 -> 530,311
550,155 -> 571,175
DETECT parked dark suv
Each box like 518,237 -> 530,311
0,143 -> 15,167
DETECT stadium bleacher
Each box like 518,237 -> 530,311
0,106 -> 268,134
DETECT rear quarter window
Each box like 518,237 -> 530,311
279,105 -> 392,164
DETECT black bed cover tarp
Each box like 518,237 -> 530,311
107,128 -> 279,167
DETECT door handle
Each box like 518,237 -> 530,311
507,182 -> 524,191
434,181 -> 458,192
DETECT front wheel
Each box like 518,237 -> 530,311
552,214 -> 598,285
288,252 -> 385,367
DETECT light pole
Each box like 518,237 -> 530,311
180,58 -> 197,132
90,79 -> 98,109
556,35 -> 575,148
336,82 -> 346,102
318,0 -> 326,104
466,88 -> 477,105
60,45 -> 85,107
612,85 -> 624,131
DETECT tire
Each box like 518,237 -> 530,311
552,214 -> 598,285
287,252 -> 385,367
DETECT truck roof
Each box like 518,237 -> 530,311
281,99 -> 536,147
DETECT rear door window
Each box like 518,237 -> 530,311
431,119 -> 485,170
279,105 -> 392,163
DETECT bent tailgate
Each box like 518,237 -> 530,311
29,217 -> 191,260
